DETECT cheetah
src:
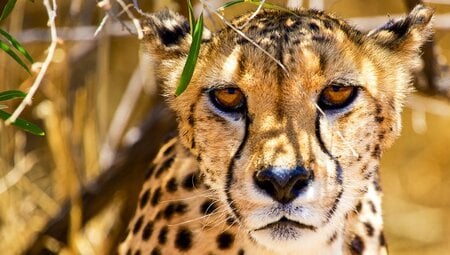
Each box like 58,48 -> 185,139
119,5 -> 433,255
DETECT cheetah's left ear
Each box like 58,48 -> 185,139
368,5 -> 433,54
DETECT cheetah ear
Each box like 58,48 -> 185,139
141,9 -> 192,53
139,9 -> 211,94
368,5 -> 433,54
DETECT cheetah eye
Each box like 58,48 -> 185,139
209,87 -> 246,113
318,85 -> 358,110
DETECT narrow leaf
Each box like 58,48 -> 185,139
0,110 -> 45,136
0,90 -> 26,101
0,40 -> 31,73
187,0 -> 195,35
0,29 -> 34,63
0,0 -> 17,21
219,0 -> 245,10
175,13 -> 204,96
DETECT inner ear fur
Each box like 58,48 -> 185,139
368,4 -> 434,54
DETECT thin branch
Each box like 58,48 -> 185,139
115,0 -> 143,39
5,0 -> 58,125
238,0 -> 266,29
200,0 -> 288,73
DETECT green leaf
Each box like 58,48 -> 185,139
0,29 -> 34,63
0,90 -> 26,101
0,109 -> 45,136
175,13 -> 204,96
0,0 -> 17,21
0,40 -> 31,73
187,0 -> 195,35
218,0 -> 244,10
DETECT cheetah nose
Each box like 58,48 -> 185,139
254,166 -> 312,204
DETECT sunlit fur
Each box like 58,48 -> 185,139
120,5 -> 433,255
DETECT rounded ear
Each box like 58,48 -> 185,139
368,5 -> 433,54
139,9 -> 212,96
141,9 -> 192,51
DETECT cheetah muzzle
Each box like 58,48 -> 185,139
120,5 -> 433,255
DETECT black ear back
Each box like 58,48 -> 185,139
368,5 -> 433,50
142,9 -> 191,48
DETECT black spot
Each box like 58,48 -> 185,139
126,248 -> 132,255
350,235 -> 365,255
375,105 -> 382,114
163,203 -> 176,220
323,19 -> 333,29
151,187 -> 162,206
226,214 -> 236,226
175,227 -> 193,251
155,158 -> 175,178
238,249 -> 245,255
379,231 -> 386,246
132,216 -> 144,234
368,200 -> 377,214
133,250 -> 141,255
145,163 -> 155,180
309,22 -> 320,32
327,232 -> 337,245
201,199 -> 217,215
139,189 -> 150,209
375,116 -> 385,123
182,172 -> 201,190
372,144 -> 381,158
175,202 -> 188,214
312,35 -> 331,43
217,232 -> 235,250
163,143 -> 175,157
142,221 -> 154,240
158,226 -> 168,244
166,177 -> 178,193
155,211 -> 162,220
356,201 -> 362,213
151,247 -> 162,255
364,222 -> 374,236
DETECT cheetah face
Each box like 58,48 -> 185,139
142,6 -> 432,253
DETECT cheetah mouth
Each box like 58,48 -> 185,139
255,217 -> 317,233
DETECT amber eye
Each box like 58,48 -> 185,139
318,85 -> 358,110
209,87 -> 245,113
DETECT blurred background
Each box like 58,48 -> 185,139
0,0 -> 449,254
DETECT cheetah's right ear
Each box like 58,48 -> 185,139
368,5 -> 433,55
139,10 -> 211,95
141,9 -> 211,55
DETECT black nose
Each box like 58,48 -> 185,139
254,166 -> 312,204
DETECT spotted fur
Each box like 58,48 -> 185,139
120,5 -> 433,255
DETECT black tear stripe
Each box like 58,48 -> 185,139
225,115 -> 251,222
188,103 -> 197,150
315,112 -> 345,224
314,112 -> 343,184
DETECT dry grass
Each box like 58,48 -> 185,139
0,0 -> 449,254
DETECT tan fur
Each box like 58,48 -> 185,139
120,5 -> 433,255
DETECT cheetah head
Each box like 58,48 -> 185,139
141,5 -> 432,253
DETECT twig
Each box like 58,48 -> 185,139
0,153 -> 37,194
94,14 -> 110,37
238,0 -> 266,29
99,67 -> 144,169
115,0 -> 144,39
200,0 -> 288,73
5,0 -> 58,125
